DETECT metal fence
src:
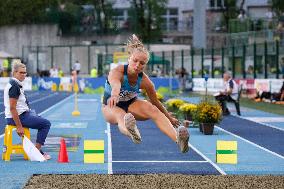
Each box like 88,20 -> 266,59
23,40 -> 284,79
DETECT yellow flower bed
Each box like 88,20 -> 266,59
179,103 -> 197,113
195,100 -> 222,123
165,98 -> 185,109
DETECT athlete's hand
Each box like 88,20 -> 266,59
169,114 -> 180,128
108,95 -> 120,108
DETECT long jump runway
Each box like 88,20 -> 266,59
0,93 -> 284,188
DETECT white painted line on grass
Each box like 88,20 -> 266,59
216,126 -> 284,160
107,122 -> 113,174
112,160 -> 207,163
189,143 -> 226,175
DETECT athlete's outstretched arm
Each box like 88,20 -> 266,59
107,65 -> 124,108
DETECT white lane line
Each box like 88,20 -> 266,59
216,126 -> 284,160
0,93 -> 59,115
38,94 -> 74,116
29,93 -> 58,104
107,122 -> 113,174
0,94 -> 74,139
112,160 -> 207,163
235,115 -> 284,132
189,143 -> 226,175
78,99 -> 98,102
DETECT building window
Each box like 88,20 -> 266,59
209,0 -> 224,9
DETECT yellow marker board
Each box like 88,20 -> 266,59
84,140 -> 104,163
216,140 -> 237,164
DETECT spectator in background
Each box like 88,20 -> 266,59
215,71 -> 238,116
255,82 -> 284,102
90,66 -> 98,78
237,9 -> 247,21
49,66 -> 58,77
176,67 -> 188,93
4,61 -> 51,160
58,67 -> 64,78
73,60 -> 81,75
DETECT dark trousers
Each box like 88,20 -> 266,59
6,111 -> 51,145
215,95 -> 235,113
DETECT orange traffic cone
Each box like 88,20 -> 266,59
58,138 -> 69,163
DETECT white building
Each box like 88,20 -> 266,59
112,0 -> 272,32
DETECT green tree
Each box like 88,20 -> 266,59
0,0 -> 59,26
221,0 -> 238,32
90,0 -> 114,34
128,0 -> 167,42
269,0 -> 284,17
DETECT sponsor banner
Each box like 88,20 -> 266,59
193,78 -> 283,95
236,79 -> 256,96
32,77 -> 61,91
31,76 -> 179,92
254,79 -> 283,93
0,77 -> 32,90
192,78 -> 223,92
269,79 -> 284,93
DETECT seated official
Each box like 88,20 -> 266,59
4,61 -> 51,160
215,71 -> 238,115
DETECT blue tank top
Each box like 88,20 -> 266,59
104,64 -> 143,102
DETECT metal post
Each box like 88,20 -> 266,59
201,48 -> 204,78
232,45 -> 235,78
36,46 -> 39,72
69,46 -> 72,73
242,44 -> 246,78
151,52 -> 154,71
191,48 -> 194,78
51,46 -> 54,68
264,41 -> 268,79
98,54 -> 103,76
162,51 -> 166,74
181,50 -> 184,69
276,40 -> 279,79
211,47 -> 214,78
253,42 -> 257,78
88,46 -> 91,75
170,51 -> 175,95
21,46 -> 24,63
193,0 -> 207,48
221,47 -> 224,74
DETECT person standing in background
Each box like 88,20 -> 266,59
90,66 -> 98,78
73,60 -> 81,75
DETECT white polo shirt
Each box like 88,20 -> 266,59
4,78 -> 29,118
223,79 -> 238,100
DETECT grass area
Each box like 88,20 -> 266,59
240,97 -> 284,116
183,92 -> 284,116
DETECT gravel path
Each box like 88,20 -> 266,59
24,174 -> 284,189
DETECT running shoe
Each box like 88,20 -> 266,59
40,150 -> 51,160
124,113 -> 142,144
176,126 -> 190,153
